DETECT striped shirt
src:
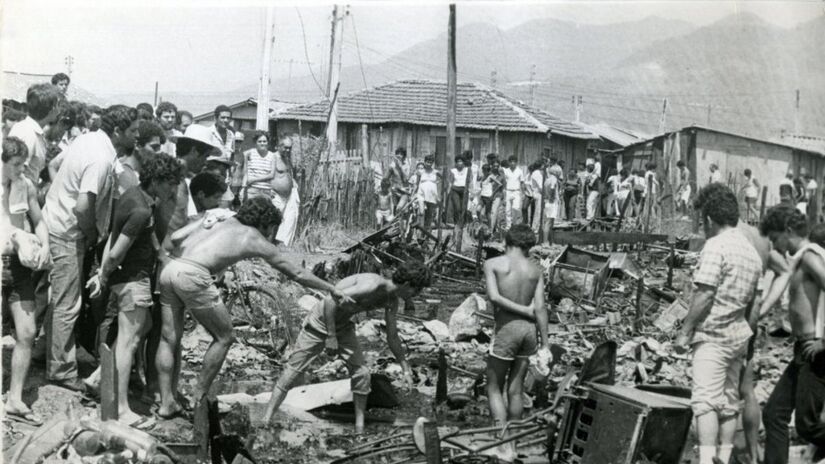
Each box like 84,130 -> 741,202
244,149 -> 275,190
691,227 -> 762,346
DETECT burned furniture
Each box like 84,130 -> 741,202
547,246 -> 610,303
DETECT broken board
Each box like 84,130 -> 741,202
549,246 -> 610,302
551,231 -> 669,246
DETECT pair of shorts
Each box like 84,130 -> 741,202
1,254 -> 34,304
275,324 -> 371,395
489,319 -> 538,361
690,340 -> 748,418
159,257 -> 221,313
376,209 -> 395,223
108,277 -> 153,314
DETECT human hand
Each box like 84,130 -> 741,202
324,337 -> 339,357
35,242 -> 51,269
673,333 -> 692,355
86,272 -> 105,299
801,339 -> 825,362
333,289 -> 355,305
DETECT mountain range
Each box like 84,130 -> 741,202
122,12 -> 825,140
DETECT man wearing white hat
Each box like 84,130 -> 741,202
271,137 -> 299,246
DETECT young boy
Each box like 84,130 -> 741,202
484,224 -> 550,461
263,262 -> 432,432
375,177 -> 395,229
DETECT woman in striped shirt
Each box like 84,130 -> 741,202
242,131 -> 276,201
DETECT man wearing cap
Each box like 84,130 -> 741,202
209,105 -> 234,159
271,137 -> 299,246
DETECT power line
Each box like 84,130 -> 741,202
349,12 -> 374,122
294,7 -> 327,97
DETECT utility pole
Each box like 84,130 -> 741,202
490,70 -> 497,89
64,55 -> 74,76
256,6 -> 275,131
528,64 -> 536,106
325,5 -> 345,154
706,104 -> 712,126
440,4 -> 457,246
658,98 -> 669,134
153,82 -> 159,108
794,89 -> 800,134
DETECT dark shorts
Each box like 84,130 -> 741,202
449,187 -> 466,222
490,319 -> 538,361
2,254 -> 35,305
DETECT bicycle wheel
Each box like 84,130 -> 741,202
240,284 -> 300,356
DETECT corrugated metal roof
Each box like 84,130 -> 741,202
773,133 -> 825,157
581,122 -> 650,147
275,79 -> 598,140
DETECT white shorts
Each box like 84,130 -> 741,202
505,189 -> 522,210
375,209 -> 394,222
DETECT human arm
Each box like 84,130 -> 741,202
247,154 -> 277,185
483,260 -> 535,319
756,250 -> 792,321
674,283 -> 716,353
534,274 -> 548,349
75,192 -> 98,246
24,180 -> 50,267
385,298 -> 413,388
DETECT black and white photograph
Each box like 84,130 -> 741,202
1,1 -> 824,463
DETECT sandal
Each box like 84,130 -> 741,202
126,415 -> 157,431
5,408 -> 44,427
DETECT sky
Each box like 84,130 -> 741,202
2,0 -> 823,97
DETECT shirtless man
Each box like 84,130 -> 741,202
484,224 -> 550,461
262,261 -> 432,431
757,206 -> 825,463
155,197 -> 351,418
270,137 -> 298,245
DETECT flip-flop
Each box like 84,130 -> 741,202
127,415 -> 157,431
5,409 -> 44,427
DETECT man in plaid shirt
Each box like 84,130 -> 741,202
676,185 -> 762,464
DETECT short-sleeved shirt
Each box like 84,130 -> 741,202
8,116 -> 49,184
42,131 -> 117,241
503,167 -> 522,190
245,149 -> 275,190
691,227 -> 762,345
547,164 -> 564,182
108,186 -> 156,285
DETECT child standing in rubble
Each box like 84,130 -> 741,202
484,224 -> 550,461
263,261 -> 432,433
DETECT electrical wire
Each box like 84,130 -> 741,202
350,12 -> 375,123
294,7 -> 327,97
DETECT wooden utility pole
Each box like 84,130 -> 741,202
325,6 -> 344,154
490,70 -> 497,88
153,81 -> 159,108
439,4 -> 457,245
256,6 -> 275,131
658,98 -> 669,134
529,64 -> 537,106
706,104 -> 712,125
572,95 -> 582,122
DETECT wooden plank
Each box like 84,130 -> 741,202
99,344 -> 118,421
551,231 -> 668,246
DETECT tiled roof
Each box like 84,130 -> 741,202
274,79 -> 598,140
2,70 -> 106,106
192,97 -> 298,122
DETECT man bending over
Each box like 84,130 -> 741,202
263,261 -> 432,432
155,197 -> 351,419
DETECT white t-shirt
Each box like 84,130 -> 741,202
451,168 -> 468,188
531,170 -> 544,195
43,131 -> 116,241
503,167 -> 522,190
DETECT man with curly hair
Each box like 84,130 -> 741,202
85,153 -> 183,428
483,224 -> 550,461
756,206 -> 825,463
263,260 -> 432,432
675,184 -> 762,464
154,101 -> 180,157
693,183 -> 789,463
154,197 -> 352,420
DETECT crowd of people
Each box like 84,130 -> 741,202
0,75 -> 316,428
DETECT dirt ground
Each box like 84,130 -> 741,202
0,230 -> 807,464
